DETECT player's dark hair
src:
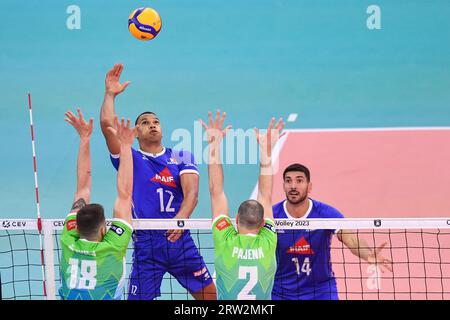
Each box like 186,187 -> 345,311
237,200 -> 264,230
135,111 -> 158,125
283,163 -> 311,182
76,203 -> 106,239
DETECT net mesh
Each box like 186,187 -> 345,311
0,230 -> 45,299
1,218 -> 449,300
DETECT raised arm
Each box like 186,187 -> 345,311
100,64 -> 131,155
65,109 -> 94,212
200,111 -> 232,220
107,117 -> 136,225
254,118 -> 285,221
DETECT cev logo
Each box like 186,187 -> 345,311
2,221 -> 27,228
53,221 -> 65,227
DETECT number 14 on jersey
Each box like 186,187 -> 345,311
292,257 -> 312,276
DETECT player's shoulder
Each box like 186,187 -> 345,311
110,218 -> 133,233
272,200 -> 286,218
213,215 -> 233,229
169,149 -> 199,173
101,219 -> 133,250
311,199 -> 344,219
61,212 -> 78,235
261,219 -> 276,233
169,149 -> 196,163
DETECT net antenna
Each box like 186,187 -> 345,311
27,93 -> 47,298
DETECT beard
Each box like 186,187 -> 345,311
286,192 -> 308,205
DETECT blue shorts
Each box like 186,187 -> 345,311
127,231 -> 213,300
272,291 -> 339,300
272,285 -> 339,300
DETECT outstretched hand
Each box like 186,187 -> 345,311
65,108 -> 93,139
105,64 -> 131,96
367,242 -> 393,273
254,117 -> 286,160
199,110 -> 232,145
107,116 -> 136,146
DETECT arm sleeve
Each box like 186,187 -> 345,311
60,212 -> 79,243
110,153 -> 120,171
212,215 -> 236,249
174,150 -> 199,175
258,219 -> 277,251
103,218 -> 133,252
110,147 -> 137,171
323,207 -> 345,234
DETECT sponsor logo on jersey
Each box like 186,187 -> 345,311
68,244 -> 96,256
151,167 -> 177,187
66,219 -> 77,231
167,157 -> 178,165
110,224 -> 124,236
183,162 -> 197,168
216,218 -> 230,231
264,222 -> 276,233
287,236 -> 314,255
193,267 -> 207,277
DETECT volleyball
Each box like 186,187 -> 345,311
128,7 -> 162,41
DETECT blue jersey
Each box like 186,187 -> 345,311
272,198 -> 344,300
110,147 -> 199,243
110,147 -> 213,300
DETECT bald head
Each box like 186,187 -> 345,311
237,200 -> 264,230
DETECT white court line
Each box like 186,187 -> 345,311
248,126 -> 450,200
284,126 -> 450,133
287,113 -> 298,122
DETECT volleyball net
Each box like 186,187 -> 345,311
1,218 -> 449,300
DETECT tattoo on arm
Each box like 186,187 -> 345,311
71,198 -> 87,211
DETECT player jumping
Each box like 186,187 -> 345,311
100,64 -> 216,300
200,111 -> 284,299
59,110 -> 134,300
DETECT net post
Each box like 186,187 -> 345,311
43,219 -> 56,300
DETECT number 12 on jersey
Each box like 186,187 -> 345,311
157,188 -> 175,213
292,257 -> 312,276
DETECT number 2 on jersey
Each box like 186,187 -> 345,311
157,188 -> 175,213
237,266 -> 258,300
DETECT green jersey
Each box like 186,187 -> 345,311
212,215 -> 277,300
59,213 -> 132,300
